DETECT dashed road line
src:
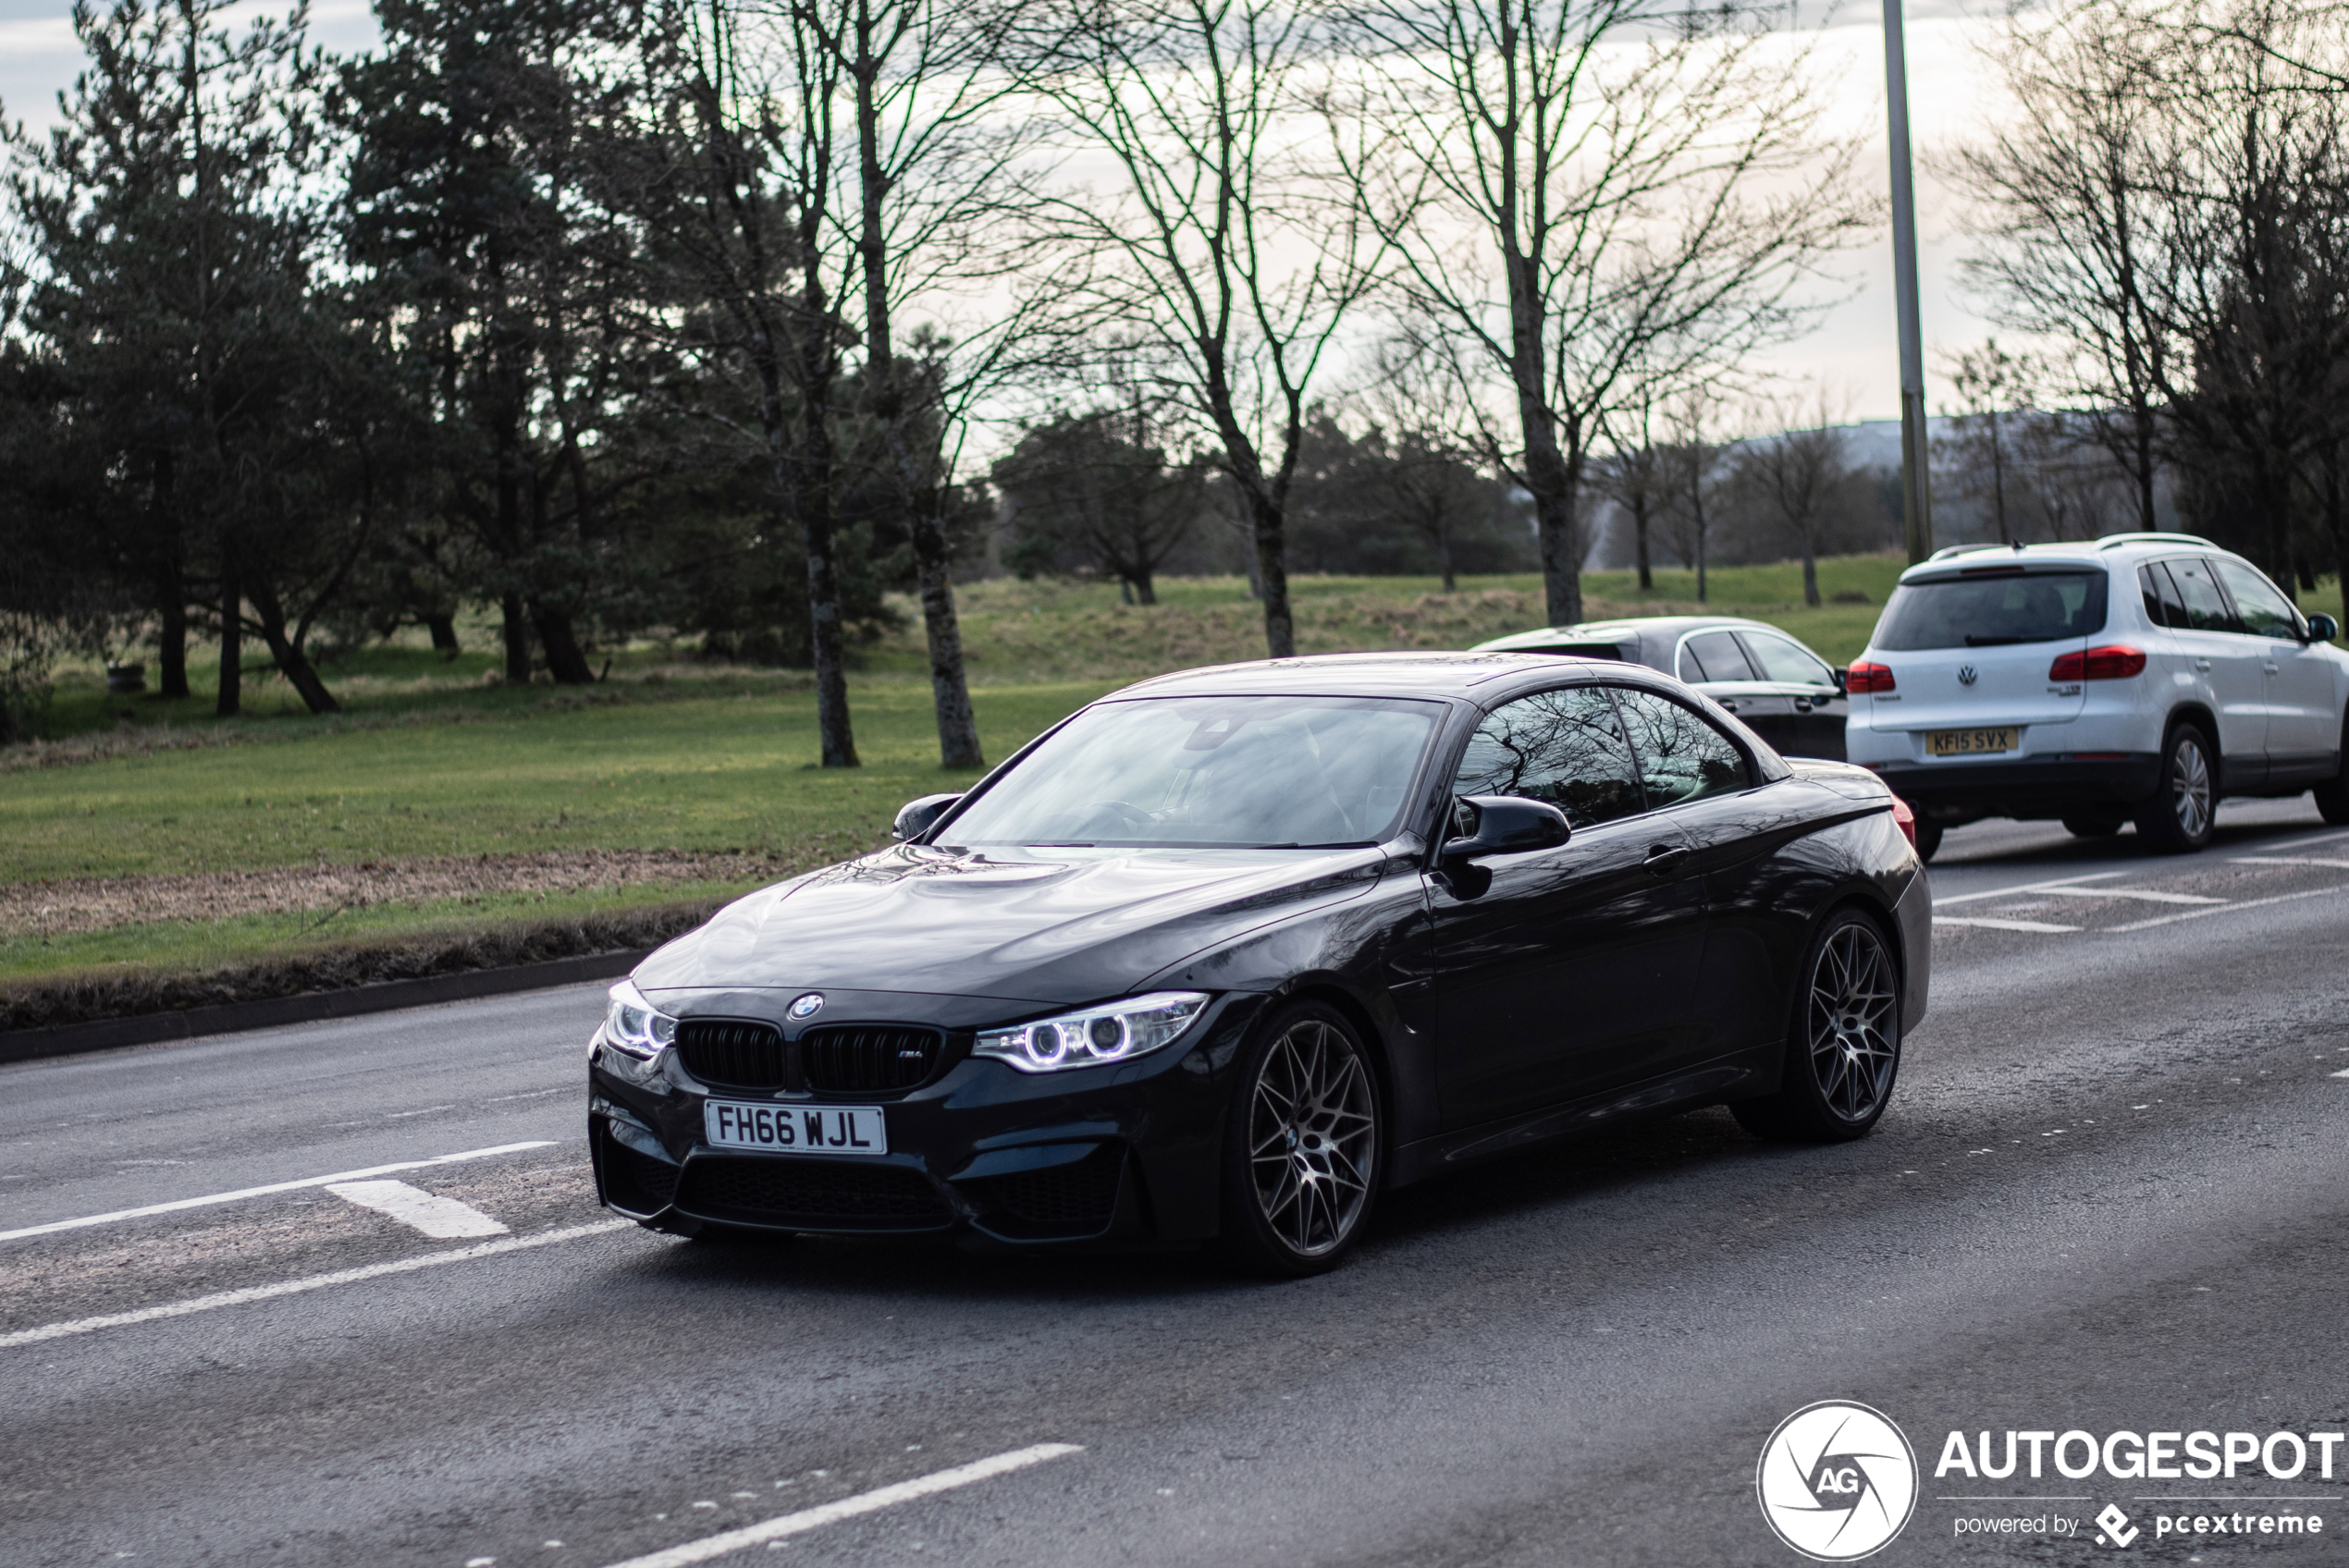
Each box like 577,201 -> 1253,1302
2231,856 -> 2349,870
1935,916 -> 2084,933
2105,884 -> 2349,933
326,1179 -> 508,1238
591,1444 -> 1085,1568
2027,887 -> 2227,905
1934,872 -> 2127,906
0,1219 -> 629,1349
0,1141 -> 556,1244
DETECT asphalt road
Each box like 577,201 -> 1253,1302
6,799 -> 2349,1568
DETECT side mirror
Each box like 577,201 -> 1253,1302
1441,794 -> 1571,865
892,792 -> 964,842
2308,613 -> 2339,643
1831,667 -> 1849,694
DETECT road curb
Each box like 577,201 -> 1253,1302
0,949 -> 650,1067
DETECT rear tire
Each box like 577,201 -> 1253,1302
1216,1000 -> 1383,1277
2134,722 -> 2217,853
1732,909 -> 1901,1145
2062,812 -> 2125,839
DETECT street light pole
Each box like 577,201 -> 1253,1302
1883,0 -> 1935,562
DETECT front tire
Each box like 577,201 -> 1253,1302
1217,1001 -> 1383,1277
1733,910 -> 1901,1144
2315,715 -> 2349,826
2134,722 -> 2216,853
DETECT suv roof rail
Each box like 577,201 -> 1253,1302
2096,532 -> 2208,550
1925,542 -> 2017,562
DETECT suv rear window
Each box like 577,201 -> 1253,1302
1872,570 -> 2109,650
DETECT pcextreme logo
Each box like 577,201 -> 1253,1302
1757,1401 -> 1920,1562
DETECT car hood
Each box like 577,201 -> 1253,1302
633,840 -> 1397,1011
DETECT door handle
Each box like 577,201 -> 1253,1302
1794,698 -> 1814,712
1718,700 -> 1738,712
2194,658 -> 2212,672
2264,661 -> 2280,674
1643,844 -> 1691,876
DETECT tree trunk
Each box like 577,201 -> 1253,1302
157,580 -> 190,699
1633,494 -> 1653,590
1250,491 -> 1296,656
1801,539 -> 1821,607
427,614 -> 461,657
500,592 -> 532,682
911,509 -> 983,770
216,561 -> 241,717
1436,518 -> 1456,594
1133,570 -> 1157,606
534,606 -> 596,685
248,579 -> 339,714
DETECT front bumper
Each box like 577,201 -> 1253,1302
587,992 -> 1264,1248
1865,753 -> 2161,822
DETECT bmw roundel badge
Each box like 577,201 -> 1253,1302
788,992 -> 825,1020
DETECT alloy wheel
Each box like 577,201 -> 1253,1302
1247,1018 -> 1377,1258
2171,732 -> 2212,839
1805,923 -> 1898,1123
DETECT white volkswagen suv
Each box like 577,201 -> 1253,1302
1844,534 -> 2349,859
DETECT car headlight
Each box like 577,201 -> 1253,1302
974,992 -> 1210,1074
603,978 -> 678,1060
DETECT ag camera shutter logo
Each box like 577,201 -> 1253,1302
1757,1401 -> 1919,1561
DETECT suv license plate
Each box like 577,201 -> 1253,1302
705,1100 -> 888,1156
1926,727 -> 2020,757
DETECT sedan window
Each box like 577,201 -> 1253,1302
1678,630 -> 1755,682
1610,688 -> 1752,807
942,695 -> 1443,849
2212,558 -> 2304,640
1453,686 -> 1645,828
1738,631 -> 1836,688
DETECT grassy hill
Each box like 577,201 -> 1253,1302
1,556 -> 1912,1019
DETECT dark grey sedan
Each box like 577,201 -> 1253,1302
1473,617 -> 1850,759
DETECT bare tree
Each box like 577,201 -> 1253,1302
1937,338 -> 2038,545
1020,0 -> 1385,657
1660,385 -> 1728,603
1736,392 -> 1852,607
1331,0 -> 1870,627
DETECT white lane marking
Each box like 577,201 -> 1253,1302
1934,872 -> 2127,907
0,1220 -> 628,1349
593,1445 -> 1085,1568
2232,856 -> 2349,870
1935,916 -> 2083,932
0,1142 -> 556,1245
2332,1069 -> 2349,1079
2105,883 -> 2349,933
2026,887 -> 2227,905
325,1180 -> 508,1239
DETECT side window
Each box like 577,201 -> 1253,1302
2212,558 -> 2303,640
2164,557 -> 2243,634
1739,631 -> 1836,688
1452,686 -> 1645,828
1610,687 -> 1752,808
2138,562 -> 2185,629
1679,630 -> 1756,682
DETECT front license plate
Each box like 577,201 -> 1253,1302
704,1100 -> 888,1156
1925,727 -> 2020,757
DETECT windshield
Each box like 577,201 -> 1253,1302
941,695 -> 1443,849
1873,570 -> 2108,650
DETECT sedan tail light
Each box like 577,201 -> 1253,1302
1847,661 -> 1897,693
2048,644 -> 2147,681
1888,794 -> 1918,852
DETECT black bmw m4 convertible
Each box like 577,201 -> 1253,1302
588,652 -> 1930,1274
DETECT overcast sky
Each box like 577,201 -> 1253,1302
0,0 -> 2021,428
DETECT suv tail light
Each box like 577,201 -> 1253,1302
1847,661 -> 1896,693
1888,794 -> 1918,852
2048,644 -> 2147,681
